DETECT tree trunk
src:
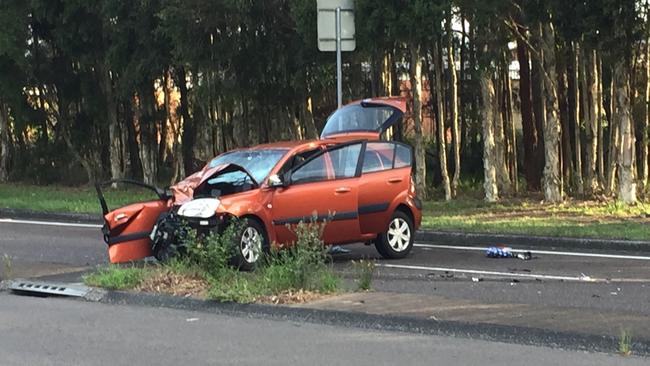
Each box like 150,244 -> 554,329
447,8 -> 461,198
434,41 -> 452,200
480,72 -> 499,202
493,65 -> 511,195
300,94 -> 318,139
606,71 -> 620,195
135,89 -> 158,186
641,38 -> 650,193
614,60 -> 637,203
178,66 -> 196,175
539,22 -> 563,203
516,37 -> 541,191
531,42 -> 547,192
582,48 -> 599,194
98,64 -> 124,185
557,48 -> 574,194
570,42 -> 583,195
0,101 -> 9,182
410,44 -> 427,199
503,64 -> 518,193
597,52 -> 606,187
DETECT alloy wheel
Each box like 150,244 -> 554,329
387,217 -> 411,252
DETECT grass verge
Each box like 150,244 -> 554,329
84,220 -> 341,304
422,197 -> 650,241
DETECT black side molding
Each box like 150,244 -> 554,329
358,202 -> 390,215
107,231 -> 152,246
273,211 -> 358,226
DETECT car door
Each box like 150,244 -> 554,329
96,180 -> 171,263
357,142 -> 413,234
320,98 -> 406,141
271,142 -> 363,245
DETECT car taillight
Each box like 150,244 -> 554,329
410,178 -> 416,195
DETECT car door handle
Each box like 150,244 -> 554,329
335,187 -> 351,194
387,178 -> 403,184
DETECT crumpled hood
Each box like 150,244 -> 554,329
170,163 -> 256,204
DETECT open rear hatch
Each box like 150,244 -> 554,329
320,97 -> 406,141
96,180 -> 171,263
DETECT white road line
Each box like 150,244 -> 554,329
414,243 -> 650,261
377,263 -> 599,282
0,218 -> 102,228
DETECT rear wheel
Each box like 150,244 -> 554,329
375,210 -> 414,259
231,218 -> 268,271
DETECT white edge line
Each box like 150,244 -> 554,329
0,218 -> 102,228
377,263 -> 599,282
414,243 -> 650,261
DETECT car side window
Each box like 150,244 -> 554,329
291,144 -> 362,184
394,144 -> 412,168
362,142 -> 395,174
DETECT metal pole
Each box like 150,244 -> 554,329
335,6 -> 342,109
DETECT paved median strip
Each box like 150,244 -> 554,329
377,263 -> 623,282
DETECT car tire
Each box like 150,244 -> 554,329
231,218 -> 268,271
375,210 -> 414,259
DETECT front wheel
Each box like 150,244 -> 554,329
231,218 -> 268,271
375,211 -> 414,259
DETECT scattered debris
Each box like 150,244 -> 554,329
486,246 -> 532,260
579,273 -> 592,281
328,246 -> 351,255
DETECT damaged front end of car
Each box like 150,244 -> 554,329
96,163 -> 259,263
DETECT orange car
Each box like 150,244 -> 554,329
97,97 -> 422,269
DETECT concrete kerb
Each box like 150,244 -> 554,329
85,289 -> 649,357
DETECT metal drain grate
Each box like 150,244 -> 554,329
9,280 -> 90,297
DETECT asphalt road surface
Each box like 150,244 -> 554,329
0,292 -> 644,366
2,219 -> 650,315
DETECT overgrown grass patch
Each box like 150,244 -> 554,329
84,220 -> 342,304
83,265 -> 146,290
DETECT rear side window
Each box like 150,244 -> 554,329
362,143 -> 394,173
291,143 -> 362,184
394,144 -> 412,168
361,142 -> 412,174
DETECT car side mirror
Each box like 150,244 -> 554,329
268,174 -> 286,188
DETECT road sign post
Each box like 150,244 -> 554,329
317,0 -> 355,109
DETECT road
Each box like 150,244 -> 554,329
2,219 -> 650,314
0,292 -> 643,366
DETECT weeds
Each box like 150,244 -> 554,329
83,265 -> 145,290
85,218 -> 341,304
619,329 -> 632,356
1,254 -> 13,280
352,259 -> 375,291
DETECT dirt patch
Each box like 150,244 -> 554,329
256,289 -> 334,305
137,269 -> 209,299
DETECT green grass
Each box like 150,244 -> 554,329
83,265 -> 146,290
421,198 -> 650,241
0,183 -> 156,214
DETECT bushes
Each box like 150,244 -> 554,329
84,218 -> 342,303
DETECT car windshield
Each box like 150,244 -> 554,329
208,149 -> 288,184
